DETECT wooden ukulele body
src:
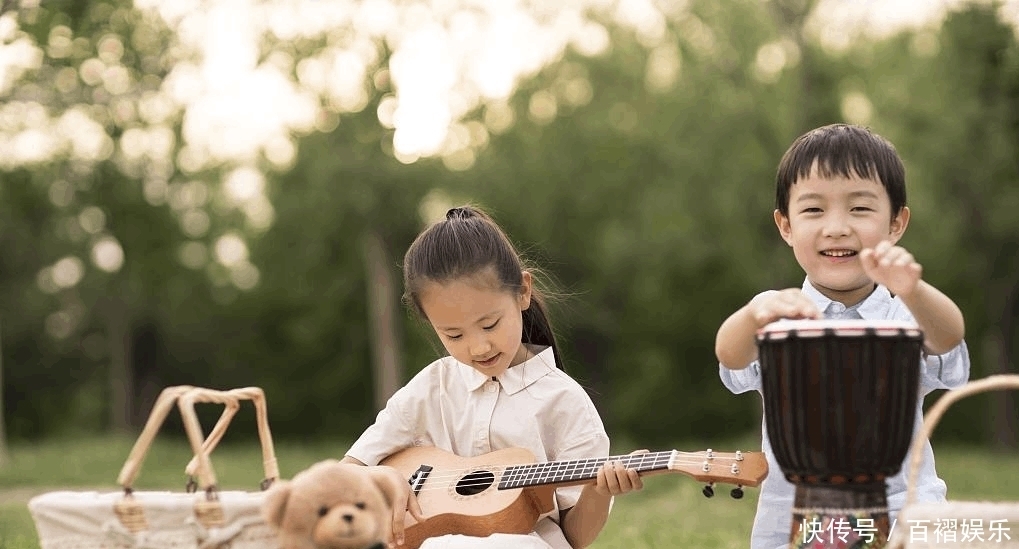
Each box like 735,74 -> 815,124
382,446 -> 556,548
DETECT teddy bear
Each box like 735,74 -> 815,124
262,459 -> 402,549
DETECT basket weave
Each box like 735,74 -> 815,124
888,375 -> 1019,549
28,386 -> 283,549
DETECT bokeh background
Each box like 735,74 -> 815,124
0,0 -> 1016,461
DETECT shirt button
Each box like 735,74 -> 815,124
829,302 -> 846,314
487,383 -> 497,393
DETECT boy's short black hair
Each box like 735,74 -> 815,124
775,124 -> 907,217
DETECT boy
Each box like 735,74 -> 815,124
715,124 -> 970,548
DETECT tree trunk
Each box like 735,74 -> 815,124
103,297 -> 134,434
362,229 -> 402,412
0,318 -> 8,468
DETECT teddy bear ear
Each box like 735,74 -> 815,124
261,479 -> 293,528
367,468 -> 401,509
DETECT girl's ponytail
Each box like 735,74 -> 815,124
521,288 -> 563,371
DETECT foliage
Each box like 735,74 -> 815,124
0,0 -> 1015,447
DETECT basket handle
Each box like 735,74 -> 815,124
904,374 -> 1019,505
177,386 -> 280,492
116,385 -> 198,490
115,385 -> 279,491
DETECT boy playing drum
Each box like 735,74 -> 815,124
714,123 -> 971,548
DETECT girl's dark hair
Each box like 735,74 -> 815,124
775,123 -> 907,218
402,205 -> 563,369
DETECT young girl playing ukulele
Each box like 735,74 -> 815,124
340,205 -> 644,549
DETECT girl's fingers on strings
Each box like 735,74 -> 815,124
407,493 -> 425,523
594,466 -> 609,495
618,467 -> 641,493
604,462 -> 622,494
629,469 -> 643,492
391,498 -> 408,546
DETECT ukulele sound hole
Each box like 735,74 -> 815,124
455,470 -> 495,496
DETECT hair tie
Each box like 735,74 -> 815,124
445,207 -> 474,221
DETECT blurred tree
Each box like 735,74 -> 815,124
0,0 -> 1013,450
0,320 -> 7,466
882,3 -> 1019,449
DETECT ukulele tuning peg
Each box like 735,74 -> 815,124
730,486 -> 744,500
702,483 -> 714,498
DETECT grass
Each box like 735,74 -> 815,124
0,435 -> 1016,548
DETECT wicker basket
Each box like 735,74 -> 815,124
888,375 -> 1019,549
28,385 -> 283,549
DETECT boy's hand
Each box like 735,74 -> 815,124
593,450 -> 648,496
747,288 -> 821,328
860,240 -> 922,298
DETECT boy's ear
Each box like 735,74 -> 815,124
518,270 -> 533,311
773,209 -> 793,246
888,206 -> 910,242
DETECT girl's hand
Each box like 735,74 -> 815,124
593,450 -> 648,496
367,465 -> 425,547
861,240 -> 923,298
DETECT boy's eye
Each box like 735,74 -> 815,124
851,206 -> 872,212
483,320 -> 500,330
445,334 -> 462,341
801,207 -> 822,213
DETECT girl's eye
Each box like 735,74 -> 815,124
483,320 -> 499,330
445,334 -> 462,341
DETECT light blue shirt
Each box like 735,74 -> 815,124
719,279 -> 971,549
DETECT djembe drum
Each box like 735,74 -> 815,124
756,319 -> 923,549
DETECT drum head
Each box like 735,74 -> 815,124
756,319 -> 921,341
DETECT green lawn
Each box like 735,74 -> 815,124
1,436 -> 1015,548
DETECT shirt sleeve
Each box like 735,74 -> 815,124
553,429 -> 611,513
344,385 -> 418,466
719,360 -> 763,394
919,339 -> 971,394
548,386 -> 611,513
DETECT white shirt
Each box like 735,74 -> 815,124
346,346 -> 610,549
719,279 -> 971,549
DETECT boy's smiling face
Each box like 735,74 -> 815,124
774,166 -> 910,306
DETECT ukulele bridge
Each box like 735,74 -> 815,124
407,464 -> 433,495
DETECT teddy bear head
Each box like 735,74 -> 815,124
262,460 -> 400,549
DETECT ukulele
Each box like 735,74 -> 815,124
380,445 -> 768,548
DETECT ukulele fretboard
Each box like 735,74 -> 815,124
497,451 -> 675,490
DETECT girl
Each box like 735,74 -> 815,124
340,205 -> 643,549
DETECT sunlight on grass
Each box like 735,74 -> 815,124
0,437 -> 1015,549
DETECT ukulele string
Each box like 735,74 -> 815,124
394,451 -> 744,485
403,455 -> 748,485
402,456 -> 751,491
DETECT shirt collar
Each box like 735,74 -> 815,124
457,346 -> 556,394
800,278 -> 893,321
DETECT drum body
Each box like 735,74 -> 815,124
756,319 -> 923,548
